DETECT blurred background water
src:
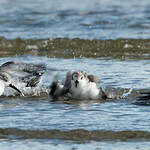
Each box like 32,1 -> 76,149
0,0 -> 150,150
0,0 -> 150,39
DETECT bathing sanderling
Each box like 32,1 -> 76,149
50,70 -> 107,100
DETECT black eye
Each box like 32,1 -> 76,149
81,77 -> 83,80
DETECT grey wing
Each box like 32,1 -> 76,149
87,74 -> 100,84
18,62 -> 46,87
50,70 -> 74,99
64,70 -> 74,89
50,81 -> 65,99
19,62 -> 46,87
24,75 -> 42,87
0,61 -> 46,87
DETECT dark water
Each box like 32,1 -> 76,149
0,0 -> 150,150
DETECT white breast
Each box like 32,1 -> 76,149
70,82 -> 100,99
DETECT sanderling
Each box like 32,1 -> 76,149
0,61 -> 46,96
50,70 -> 107,100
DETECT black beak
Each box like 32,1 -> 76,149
75,80 -> 79,88
9,84 -> 24,96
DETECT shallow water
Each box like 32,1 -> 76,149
0,0 -> 150,149
0,56 -> 150,149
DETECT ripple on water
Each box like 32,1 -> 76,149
0,56 -> 149,131
0,55 -> 149,149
